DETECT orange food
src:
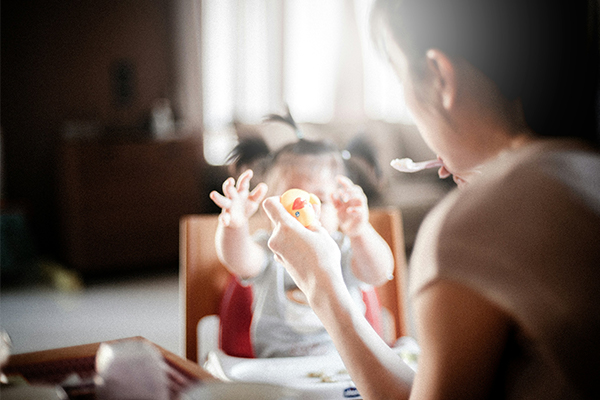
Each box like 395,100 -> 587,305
280,188 -> 321,227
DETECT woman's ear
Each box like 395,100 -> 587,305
425,49 -> 457,111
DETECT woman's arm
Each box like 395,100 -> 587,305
264,195 -> 512,399
410,281 -> 511,400
263,196 -> 414,399
313,278 -> 415,399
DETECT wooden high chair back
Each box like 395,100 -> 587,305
180,208 -> 409,363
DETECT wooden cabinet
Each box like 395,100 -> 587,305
59,136 -> 203,272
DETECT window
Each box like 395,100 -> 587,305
201,0 -> 413,165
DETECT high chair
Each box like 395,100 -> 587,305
180,208 -> 409,364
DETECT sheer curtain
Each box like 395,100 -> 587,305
174,0 -> 413,165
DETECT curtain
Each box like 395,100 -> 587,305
174,0 -> 413,165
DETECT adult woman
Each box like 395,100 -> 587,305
262,0 -> 600,399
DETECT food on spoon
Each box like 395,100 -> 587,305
390,158 -> 443,173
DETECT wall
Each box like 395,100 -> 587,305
2,0 -> 177,258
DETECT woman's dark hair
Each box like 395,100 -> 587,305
371,0 -> 600,145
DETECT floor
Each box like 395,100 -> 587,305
1,265 -> 181,357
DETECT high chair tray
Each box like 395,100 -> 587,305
204,349 -> 363,399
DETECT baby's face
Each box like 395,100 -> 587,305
270,161 -> 340,233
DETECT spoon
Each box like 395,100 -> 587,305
390,158 -> 443,173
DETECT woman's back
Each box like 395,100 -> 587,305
410,139 -> 600,398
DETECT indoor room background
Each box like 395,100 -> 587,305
1,0 -> 452,356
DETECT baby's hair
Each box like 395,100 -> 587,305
226,107 -> 384,202
264,104 -> 304,140
226,135 -> 271,178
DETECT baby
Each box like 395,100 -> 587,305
210,117 -> 393,358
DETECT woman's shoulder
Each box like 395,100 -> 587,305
414,139 -> 599,254
448,139 -> 600,226
410,138 -> 600,302
426,139 -> 600,270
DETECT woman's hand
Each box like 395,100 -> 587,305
333,176 -> 370,237
262,196 -> 343,300
210,169 -> 268,228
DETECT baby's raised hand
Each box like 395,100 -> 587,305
209,169 -> 268,228
333,176 -> 370,237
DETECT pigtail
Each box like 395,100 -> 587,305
263,106 -> 339,158
263,104 -> 304,140
343,134 -> 385,205
226,136 -> 271,178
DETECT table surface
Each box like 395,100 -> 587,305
3,336 -> 216,398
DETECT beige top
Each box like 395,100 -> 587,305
410,139 -> 600,399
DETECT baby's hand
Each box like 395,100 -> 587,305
209,169 -> 268,228
332,176 -> 369,237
